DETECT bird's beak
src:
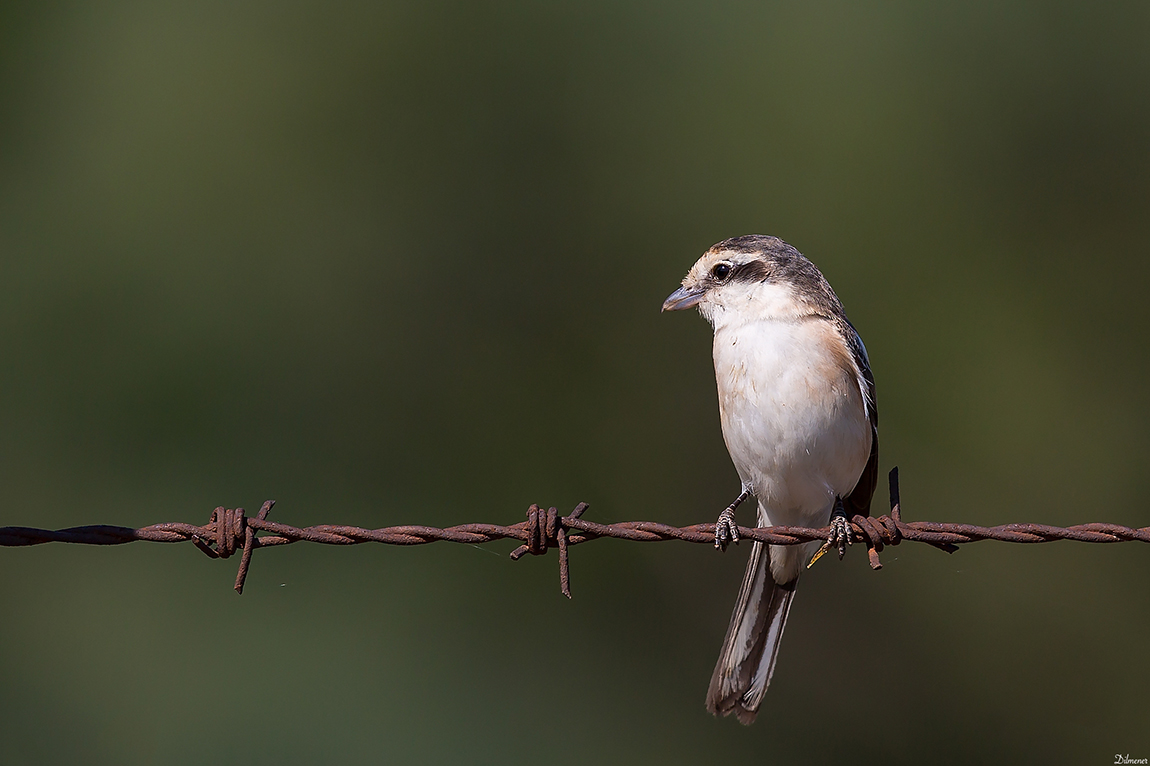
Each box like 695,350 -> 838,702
662,284 -> 704,312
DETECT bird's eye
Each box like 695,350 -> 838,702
712,263 -> 732,281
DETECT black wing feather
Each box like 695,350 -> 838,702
842,322 -> 879,518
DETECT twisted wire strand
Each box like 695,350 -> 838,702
2,469 -> 1147,596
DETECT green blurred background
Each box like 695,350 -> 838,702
1,2 -> 1148,763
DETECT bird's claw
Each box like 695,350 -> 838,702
715,507 -> 740,551
808,503 -> 853,569
713,489 -> 749,552
829,512 -> 852,559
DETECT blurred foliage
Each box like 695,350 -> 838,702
1,2 -> 1147,763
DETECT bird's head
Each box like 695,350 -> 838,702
661,235 -> 839,329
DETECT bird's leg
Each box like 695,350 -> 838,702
714,489 -> 749,552
830,497 -> 853,559
809,496 -> 853,567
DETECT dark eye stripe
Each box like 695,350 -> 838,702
728,260 -> 771,283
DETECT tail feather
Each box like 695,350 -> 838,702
705,541 -> 797,725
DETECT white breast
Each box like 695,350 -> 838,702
712,315 -> 871,532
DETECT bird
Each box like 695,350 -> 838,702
662,234 -> 878,725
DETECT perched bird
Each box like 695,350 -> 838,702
662,235 -> 878,724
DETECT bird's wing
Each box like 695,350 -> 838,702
842,321 -> 879,518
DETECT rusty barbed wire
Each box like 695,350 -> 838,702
2,469 -> 1147,597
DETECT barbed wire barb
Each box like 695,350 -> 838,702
2,468 -> 1148,596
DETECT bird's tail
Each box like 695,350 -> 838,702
705,540 -> 797,725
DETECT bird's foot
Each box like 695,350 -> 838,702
715,507 -> 739,551
808,499 -> 853,568
714,489 -> 749,551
